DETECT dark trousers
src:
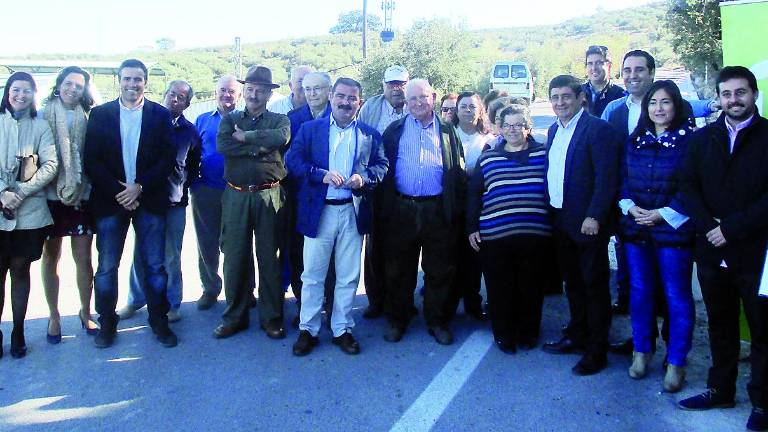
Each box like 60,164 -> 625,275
364,215 -> 387,309
448,216 -> 483,316
481,236 -> 547,344
554,227 -> 612,356
384,196 -> 456,328
698,264 -> 768,408
220,186 -> 284,327
94,208 -> 169,331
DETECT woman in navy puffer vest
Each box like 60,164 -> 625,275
618,80 -> 695,393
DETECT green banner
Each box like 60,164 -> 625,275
721,0 -> 768,114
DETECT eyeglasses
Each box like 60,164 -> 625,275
457,104 -> 478,111
501,123 -> 527,131
302,85 -> 328,94
407,95 -> 431,103
440,107 -> 454,113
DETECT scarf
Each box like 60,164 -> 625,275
634,119 -> 695,150
44,98 -> 88,206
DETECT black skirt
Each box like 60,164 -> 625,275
0,227 -> 49,261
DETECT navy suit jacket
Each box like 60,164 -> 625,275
84,99 -> 175,217
285,117 -> 388,238
546,112 -> 620,242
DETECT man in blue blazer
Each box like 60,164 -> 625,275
542,75 -> 620,375
83,59 -> 176,348
285,78 -> 388,356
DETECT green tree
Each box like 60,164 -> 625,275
360,19 -> 486,98
330,10 -> 383,34
665,0 -> 722,73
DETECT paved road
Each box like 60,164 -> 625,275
0,104 -> 752,431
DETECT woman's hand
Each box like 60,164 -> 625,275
468,232 -> 481,252
634,208 -> 663,227
0,190 -> 23,210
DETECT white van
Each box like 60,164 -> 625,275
489,61 -> 534,102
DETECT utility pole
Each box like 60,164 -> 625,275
362,0 -> 368,59
234,36 -> 242,79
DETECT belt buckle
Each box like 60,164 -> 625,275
248,184 -> 259,192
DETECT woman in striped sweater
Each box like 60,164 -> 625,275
467,104 -> 552,354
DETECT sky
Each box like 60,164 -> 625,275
2,0 -> 656,56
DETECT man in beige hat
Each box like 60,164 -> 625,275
213,65 -> 291,340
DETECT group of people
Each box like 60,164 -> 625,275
0,43 -> 766,430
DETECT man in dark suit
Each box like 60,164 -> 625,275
541,75 -> 620,375
678,66 -> 768,431
84,59 -> 176,348
377,78 -> 466,345
285,77 -> 388,356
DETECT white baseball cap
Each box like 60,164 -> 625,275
384,65 -> 409,83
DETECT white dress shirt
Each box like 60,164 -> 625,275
547,108 -> 584,208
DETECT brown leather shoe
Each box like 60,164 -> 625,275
213,322 -> 248,339
261,322 -> 286,339
292,330 -> 318,356
332,332 -> 361,355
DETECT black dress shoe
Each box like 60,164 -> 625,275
153,326 -> 178,348
196,293 -> 218,310
572,353 -> 607,376
465,304 -> 488,321
542,337 -> 585,355
333,332 -> 361,355
261,322 -> 286,340
363,303 -> 384,319
94,328 -> 117,348
609,338 -> 634,355
518,337 -> 538,351
496,340 -> 517,354
748,407 -> 768,431
10,328 -> 26,359
383,325 -> 404,342
292,330 -> 319,356
678,389 -> 735,411
612,297 -> 629,315
213,322 -> 248,339
428,326 -> 454,345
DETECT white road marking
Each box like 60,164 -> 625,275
390,329 -> 494,432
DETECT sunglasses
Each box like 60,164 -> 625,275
440,107 -> 454,113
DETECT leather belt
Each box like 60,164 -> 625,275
227,181 -> 280,192
396,192 -> 440,202
324,198 -> 353,205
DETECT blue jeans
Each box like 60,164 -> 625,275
625,242 -> 694,366
128,205 -> 185,309
94,208 -> 169,330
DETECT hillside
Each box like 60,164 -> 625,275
13,3 -> 674,100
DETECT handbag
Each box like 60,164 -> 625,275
17,154 -> 38,182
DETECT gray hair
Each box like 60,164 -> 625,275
165,80 -> 194,104
404,78 -> 433,98
302,72 -> 332,88
216,74 -> 241,89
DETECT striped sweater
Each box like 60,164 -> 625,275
466,141 -> 552,240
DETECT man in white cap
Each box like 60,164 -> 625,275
358,65 -> 410,319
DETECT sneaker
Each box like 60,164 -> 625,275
678,389 -> 735,411
748,407 -> 768,431
167,309 -> 182,323
118,304 -> 141,320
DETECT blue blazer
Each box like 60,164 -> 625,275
546,112 -> 620,242
84,99 -> 175,217
285,117 -> 388,238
